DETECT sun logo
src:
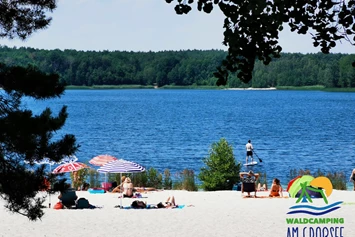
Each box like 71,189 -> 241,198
287,175 -> 333,204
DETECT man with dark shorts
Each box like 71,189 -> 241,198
245,140 -> 254,164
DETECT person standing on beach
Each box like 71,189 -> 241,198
245,140 -> 254,164
349,169 -> 355,190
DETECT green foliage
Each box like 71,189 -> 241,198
146,168 -> 163,189
70,169 -> 89,190
166,0 -> 355,85
173,169 -> 198,191
88,169 -> 101,188
0,47 -> 354,88
133,172 -> 149,187
163,169 -> 173,190
199,138 -> 241,191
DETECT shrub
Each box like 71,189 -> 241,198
88,169 -> 101,188
173,169 -> 198,191
146,167 -> 163,188
133,172 -> 149,187
163,169 -> 173,190
70,168 -> 89,190
198,138 -> 241,191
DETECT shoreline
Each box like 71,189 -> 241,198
64,85 -> 355,92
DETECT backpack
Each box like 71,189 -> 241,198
76,198 -> 90,209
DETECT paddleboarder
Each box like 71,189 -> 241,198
245,140 -> 254,164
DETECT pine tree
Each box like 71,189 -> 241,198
0,1 -> 79,221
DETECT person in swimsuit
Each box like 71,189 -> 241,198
111,175 -> 126,193
245,140 -> 254,164
157,196 -> 177,208
349,169 -> 355,191
122,177 -> 134,198
269,178 -> 283,197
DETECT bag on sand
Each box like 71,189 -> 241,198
54,202 -> 63,210
76,198 -> 90,209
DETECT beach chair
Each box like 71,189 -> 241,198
58,188 -> 78,209
241,182 -> 257,197
240,171 -> 259,197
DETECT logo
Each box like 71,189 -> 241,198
285,175 -> 345,237
287,175 -> 342,215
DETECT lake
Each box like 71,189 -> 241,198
27,89 -> 355,188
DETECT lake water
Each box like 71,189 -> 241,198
27,89 -> 355,188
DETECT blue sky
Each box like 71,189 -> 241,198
0,0 -> 353,54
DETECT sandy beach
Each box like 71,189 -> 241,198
1,189 -> 355,237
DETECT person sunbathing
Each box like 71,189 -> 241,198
269,178 -> 283,197
257,183 -> 268,191
157,196 -> 177,208
122,177 -> 134,198
111,175 -> 126,193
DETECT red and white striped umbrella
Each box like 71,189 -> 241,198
89,154 -> 118,166
52,162 -> 89,174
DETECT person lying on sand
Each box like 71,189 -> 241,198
156,196 -> 177,208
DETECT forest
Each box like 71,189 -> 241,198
0,45 -> 354,88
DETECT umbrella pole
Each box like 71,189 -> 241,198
120,173 -> 123,208
49,164 -> 52,208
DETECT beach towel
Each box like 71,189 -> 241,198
114,204 -> 186,209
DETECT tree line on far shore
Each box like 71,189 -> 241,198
0,46 -> 354,88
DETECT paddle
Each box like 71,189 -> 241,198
253,150 -> 263,163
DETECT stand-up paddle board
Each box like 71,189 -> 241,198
244,161 -> 258,166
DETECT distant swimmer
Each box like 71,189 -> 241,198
245,140 -> 254,164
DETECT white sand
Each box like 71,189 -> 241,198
1,190 -> 355,237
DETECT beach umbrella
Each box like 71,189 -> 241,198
89,154 -> 119,185
97,159 -> 145,207
52,162 -> 89,174
97,159 -> 145,173
89,154 -> 118,166
287,176 -> 301,192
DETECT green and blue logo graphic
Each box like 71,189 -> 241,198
287,175 -> 342,215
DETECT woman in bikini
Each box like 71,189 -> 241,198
269,178 -> 283,197
122,177 -> 134,198
157,196 -> 177,208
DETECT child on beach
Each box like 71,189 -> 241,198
269,178 -> 283,197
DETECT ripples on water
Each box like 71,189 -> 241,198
26,89 -> 355,188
